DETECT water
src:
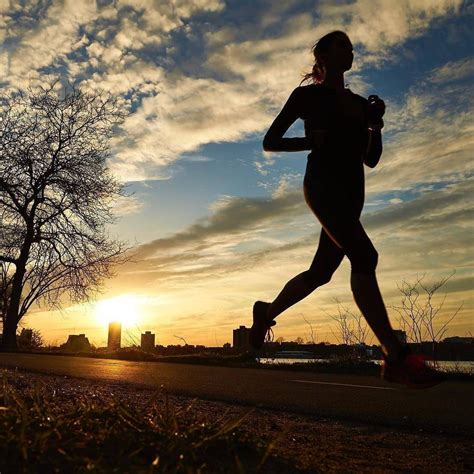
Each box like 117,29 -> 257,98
259,357 -> 335,365
258,358 -> 474,374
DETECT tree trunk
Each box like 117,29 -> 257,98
1,316 -> 18,351
2,283 -> 23,352
1,224 -> 34,352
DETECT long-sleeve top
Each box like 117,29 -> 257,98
263,84 -> 370,156
263,84 -> 375,207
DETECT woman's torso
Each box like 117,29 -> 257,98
300,84 -> 369,207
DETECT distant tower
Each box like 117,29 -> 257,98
108,321 -> 121,350
141,331 -> 155,352
233,325 -> 251,351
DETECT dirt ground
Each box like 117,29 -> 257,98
5,370 -> 474,473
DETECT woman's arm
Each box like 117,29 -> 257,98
263,88 -> 310,152
364,94 -> 385,168
364,127 -> 383,168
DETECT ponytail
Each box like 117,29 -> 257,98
300,59 -> 325,86
299,30 -> 348,86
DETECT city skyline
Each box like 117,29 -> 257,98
2,0 -> 472,346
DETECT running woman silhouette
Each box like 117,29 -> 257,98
250,30 -> 444,389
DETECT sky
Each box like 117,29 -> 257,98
1,0 -> 473,347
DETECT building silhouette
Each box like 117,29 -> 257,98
107,321 -> 121,350
60,334 -> 91,352
233,325 -> 251,351
443,336 -> 474,344
141,331 -> 155,352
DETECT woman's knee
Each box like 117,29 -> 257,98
349,246 -> 378,274
301,268 -> 333,289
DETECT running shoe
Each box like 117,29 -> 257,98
250,301 -> 276,350
382,353 -> 446,389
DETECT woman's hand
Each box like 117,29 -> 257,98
308,129 -> 328,149
368,95 -> 385,129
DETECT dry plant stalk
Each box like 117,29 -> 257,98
391,270 -> 462,345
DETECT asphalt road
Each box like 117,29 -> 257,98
1,353 -> 473,436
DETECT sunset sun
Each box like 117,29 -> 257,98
94,295 -> 141,328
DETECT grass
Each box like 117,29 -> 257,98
0,370 -> 294,474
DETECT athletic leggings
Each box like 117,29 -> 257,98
301,170 -> 378,288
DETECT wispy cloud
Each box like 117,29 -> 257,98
111,195 -> 146,217
118,173 -> 472,292
427,56 -> 474,83
109,76 -> 274,180
1,0 -> 467,182
367,75 -> 473,194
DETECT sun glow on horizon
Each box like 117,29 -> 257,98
94,295 -> 142,328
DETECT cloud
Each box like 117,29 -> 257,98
427,56 -> 474,83
363,177 -> 473,233
109,76 -> 274,180
364,63 -> 473,194
6,0 -> 99,87
3,1 -> 471,344
111,195 -> 146,217
115,173 -> 471,298
318,0 -> 463,60
362,182 -> 472,272
127,189 -> 306,261
87,172 -> 470,346
33,171 -> 472,344
1,0 -> 225,91
2,0 -> 467,184
204,0 -> 464,89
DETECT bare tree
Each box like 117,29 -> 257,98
174,335 -> 188,346
122,329 -> 140,349
391,271 -> 463,347
17,327 -> 44,349
327,299 -> 370,346
352,312 -> 372,346
301,314 -> 316,344
0,261 -> 13,332
329,302 -> 353,345
0,78 -> 133,350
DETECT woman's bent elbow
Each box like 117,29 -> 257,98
364,154 -> 381,168
262,137 -> 274,152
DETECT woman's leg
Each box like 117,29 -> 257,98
320,215 -> 404,360
267,228 -> 344,321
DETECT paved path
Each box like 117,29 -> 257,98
1,353 -> 472,435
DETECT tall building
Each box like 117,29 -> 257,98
141,331 -> 155,352
108,321 -> 121,350
60,334 -> 91,352
233,325 -> 251,351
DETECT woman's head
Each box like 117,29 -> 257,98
300,31 -> 353,85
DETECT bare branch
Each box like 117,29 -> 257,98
0,78 -> 131,349
390,271 -> 462,345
